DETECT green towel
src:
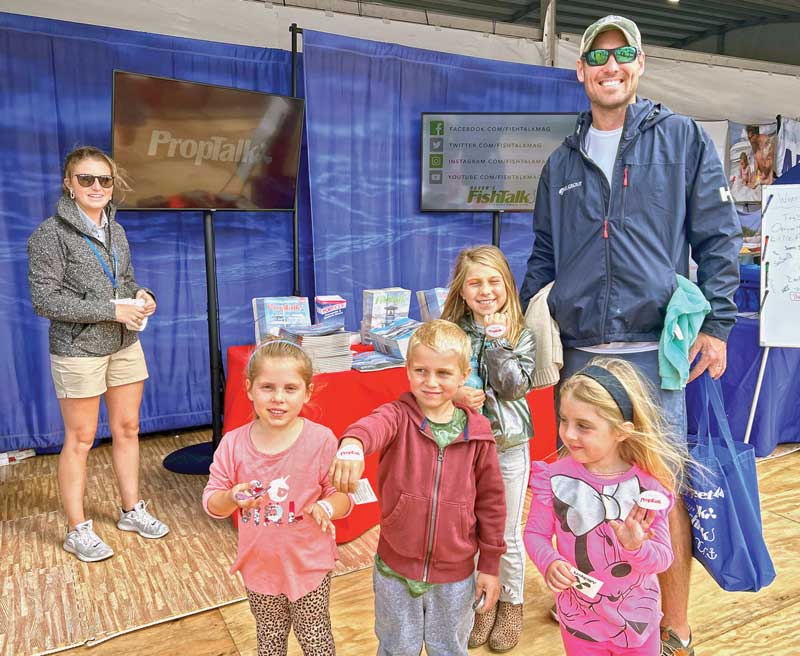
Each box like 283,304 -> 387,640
659,275 -> 711,390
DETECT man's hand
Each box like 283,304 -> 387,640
328,438 -> 364,493
688,332 -> 727,382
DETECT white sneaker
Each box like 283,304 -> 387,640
63,519 -> 114,562
117,500 -> 169,539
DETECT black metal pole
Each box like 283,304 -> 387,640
290,23 -> 302,296
492,211 -> 502,246
204,209 -> 225,448
162,209 -> 223,474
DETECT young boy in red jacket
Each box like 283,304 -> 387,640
330,319 -> 507,655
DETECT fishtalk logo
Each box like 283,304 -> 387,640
466,186 -> 531,205
147,129 -> 273,166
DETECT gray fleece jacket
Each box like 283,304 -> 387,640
27,196 -> 152,357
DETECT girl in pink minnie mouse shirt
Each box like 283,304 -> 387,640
524,357 -> 686,656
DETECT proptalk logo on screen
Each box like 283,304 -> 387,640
146,129 -> 273,166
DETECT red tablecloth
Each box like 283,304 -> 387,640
224,344 -> 556,543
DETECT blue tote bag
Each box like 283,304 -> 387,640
684,374 -> 776,592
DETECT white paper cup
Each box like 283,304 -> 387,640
111,298 -> 148,331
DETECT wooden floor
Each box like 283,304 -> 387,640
52,443 -> 800,656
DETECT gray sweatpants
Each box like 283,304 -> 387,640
373,568 -> 475,656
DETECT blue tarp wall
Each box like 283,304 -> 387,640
0,13 -> 587,451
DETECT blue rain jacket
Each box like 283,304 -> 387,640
520,97 -> 741,348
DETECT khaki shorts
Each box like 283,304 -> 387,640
50,341 -> 149,399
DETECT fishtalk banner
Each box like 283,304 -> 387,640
420,113 -> 576,212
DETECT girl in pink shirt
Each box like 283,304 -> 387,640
524,357 -> 687,656
203,338 -> 352,656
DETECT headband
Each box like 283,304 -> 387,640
577,365 -> 634,422
247,338 -> 304,369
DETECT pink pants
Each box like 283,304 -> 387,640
560,625 -> 660,656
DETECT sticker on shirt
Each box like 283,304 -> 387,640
570,567 -> 604,599
637,490 -> 670,511
353,478 -> 378,505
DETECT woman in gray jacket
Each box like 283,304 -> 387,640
28,146 -> 169,563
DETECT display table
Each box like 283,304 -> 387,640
224,344 -> 557,544
686,316 -> 800,457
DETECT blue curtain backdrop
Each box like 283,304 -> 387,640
301,31 -> 588,329
1,16 -> 587,452
0,13 -> 314,451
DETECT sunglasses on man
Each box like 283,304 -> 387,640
583,45 -> 639,67
73,174 -> 114,188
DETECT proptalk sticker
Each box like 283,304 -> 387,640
485,323 -> 507,339
570,567 -> 603,599
336,445 -> 364,461
637,490 -> 670,510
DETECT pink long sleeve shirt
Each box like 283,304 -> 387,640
524,458 -> 674,649
203,420 -> 339,602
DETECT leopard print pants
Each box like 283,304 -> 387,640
246,573 -> 335,656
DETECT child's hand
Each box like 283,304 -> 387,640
483,312 -> 508,340
230,483 -> 262,510
544,560 -> 577,592
475,572 -> 500,613
304,501 -> 336,539
610,503 -> 655,551
328,438 -> 364,493
455,386 -> 485,411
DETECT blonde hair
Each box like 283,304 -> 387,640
440,245 -> 525,346
246,337 -> 313,391
560,357 -> 686,494
406,319 -> 471,374
62,146 -> 132,203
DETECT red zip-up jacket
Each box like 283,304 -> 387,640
343,392 -> 507,584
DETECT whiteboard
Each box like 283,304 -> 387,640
760,183 -> 800,347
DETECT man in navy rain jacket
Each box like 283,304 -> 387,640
520,15 -> 741,656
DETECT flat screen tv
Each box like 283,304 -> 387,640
112,71 -> 304,211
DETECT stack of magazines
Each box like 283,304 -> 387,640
360,287 -> 411,344
417,288 -> 448,321
279,323 -> 353,374
352,350 -> 406,372
370,317 -> 421,360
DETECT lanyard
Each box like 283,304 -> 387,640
82,235 -> 118,294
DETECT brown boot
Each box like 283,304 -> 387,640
488,602 -> 523,652
468,603 -> 497,648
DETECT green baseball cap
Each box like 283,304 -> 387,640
580,15 -> 642,55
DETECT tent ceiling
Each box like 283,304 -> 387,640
366,0 -> 800,60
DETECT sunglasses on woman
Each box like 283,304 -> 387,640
583,45 -> 639,67
73,173 -> 114,188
